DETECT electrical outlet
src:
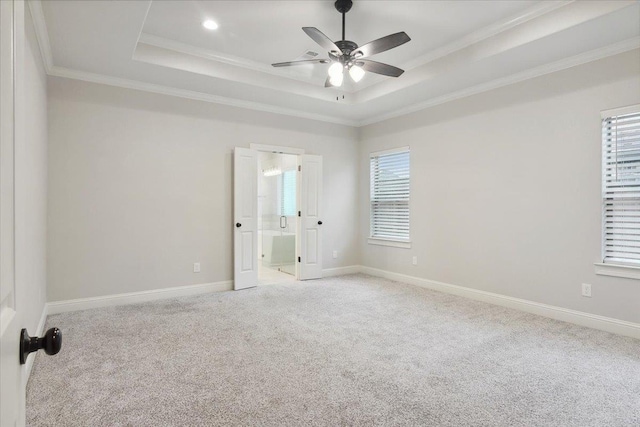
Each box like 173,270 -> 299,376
581,283 -> 592,297
412,256 -> 418,266
332,250 -> 338,259
193,262 -> 201,273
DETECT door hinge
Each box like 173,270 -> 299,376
298,211 -> 301,217
298,165 -> 301,172
298,257 -> 301,263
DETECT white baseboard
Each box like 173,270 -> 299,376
24,303 -> 48,381
47,280 -> 233,315
44,266 -> 361,314
322,265 -> 361,277
42,266 -> 640,339
360,266 -> 640,340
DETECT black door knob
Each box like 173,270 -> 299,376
318,221 -> 323,225
236,223 -> 242,228
20,327 -> 62,365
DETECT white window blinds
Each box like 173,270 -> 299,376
370,148 -> 410,241
603,109 -> 640,265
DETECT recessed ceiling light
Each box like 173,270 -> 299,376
202,19 -> 218,30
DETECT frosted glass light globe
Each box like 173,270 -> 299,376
349,65 -> 365,82
328,62 -> 344,78
329,73 -> 344,87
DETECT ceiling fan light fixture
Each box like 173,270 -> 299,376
328,62 -> 344,78
349,65 -> 365,82
329,73 -> 344,87
271,0 -> 409,86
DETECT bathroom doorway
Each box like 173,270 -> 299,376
233,144 -> 322,290
257,151 -> 298,285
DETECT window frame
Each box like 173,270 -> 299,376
368,146 -> 411,248
597,104 -> 640,279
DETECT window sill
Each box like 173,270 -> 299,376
368,238 -> 411,249
594,262 -> 640,280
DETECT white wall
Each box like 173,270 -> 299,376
16,4 -> 48,336
47,78 -> 359,301
359,50 -> 640,324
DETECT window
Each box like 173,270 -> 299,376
370,147 -> 410,246
279,169 -> 296,217
602,106 -> 640,266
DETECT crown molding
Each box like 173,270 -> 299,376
357,37 -> 640,127
48,65 -> 359,127
137,33 -> 279,76
132,1 -> 152,58
410,0 -> 574,71
46,36 -> 640,130
138,33 -> 354,93
355,0 -> 575,93
25,0 -> 639,129
138,2 -> 573,96
133,40 -> 348,103
27,0 -> 53,72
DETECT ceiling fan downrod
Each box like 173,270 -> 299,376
334,0 -> 357,56
335,0 -> 352,41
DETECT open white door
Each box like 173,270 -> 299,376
1,0 -> 23,424
233,147 -> 258,290
298,155 -> 323,280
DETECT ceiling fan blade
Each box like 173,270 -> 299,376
355,32 -> 410,58
302,27 -> 342,55
272,59 -> 328,67
359,59 -> 404,77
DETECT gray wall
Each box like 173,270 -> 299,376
358,50 -> 640,324
16,5 -> 48,335
47,78 -> 359,301
47,48 -> 640,325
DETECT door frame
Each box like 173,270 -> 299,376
250,144 -> 305,281
249,143 -> 305,156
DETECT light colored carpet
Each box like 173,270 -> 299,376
27,274 -> 640,426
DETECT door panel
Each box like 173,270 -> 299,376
306,167 -> 318,217
241,232 -> 254,271
298,155 -> 323,280
0,1 -> 23,425
233,148 -> 258,290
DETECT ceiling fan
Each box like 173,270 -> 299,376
272,0 -> 410,88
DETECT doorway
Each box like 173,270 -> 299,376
258,152 -> 297,285
233,145 -> 323,290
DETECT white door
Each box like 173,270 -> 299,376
298,155 -> 323,280
233,147 -> 258,290
1,0 -> 24,425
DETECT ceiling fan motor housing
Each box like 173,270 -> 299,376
336,40 -> 358,55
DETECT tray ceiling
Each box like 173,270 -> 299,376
32,0 -> 640,126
